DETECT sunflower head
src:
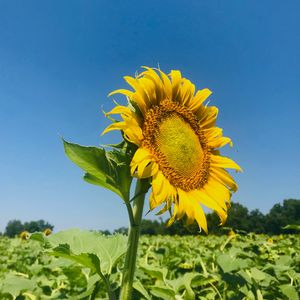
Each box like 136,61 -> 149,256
20,231 -> 30,240
228,229 -> 236,237
103,67 -> 241,233
44,228 -> 52,236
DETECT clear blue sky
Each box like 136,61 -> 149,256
1,1 -> 299,232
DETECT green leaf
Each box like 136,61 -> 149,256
256,289 -> 264,300
217,254 -> 247,273
149,286 -> 176,300
133,279 -> 151,300
246,290 -> 256,300
140,264 -> 168,281
279,284 -> 299,300
238,270 -> 253,284
29,232 -> 51,247
250,267 -> 267,281
51,244 -> 102,276
0,274 -> 35,298
63,139 -> 132,201
190,273 -> 218,287
283,224 -> 300,231
168,272 -> 200,300
39,229 -> 127,275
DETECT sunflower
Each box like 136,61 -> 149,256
44,228 -> 52,236
20,231 -> 30,240
103,67 -> 241,232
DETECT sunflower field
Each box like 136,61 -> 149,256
0,230 -> 299,300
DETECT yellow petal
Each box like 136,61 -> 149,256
177,189 -> 193,220
102,118 -> 143,146
190,189 -> 224,215
131,148 -> 152,174
156,198 -> 172,215
123,127 -> 143,145
131,93 -> 147,115
101,122 -> 126,135
136,159 -> 154,178
141,67 -> 164,101
210,168 -> 238,192
166,204 -> 178,227
184,190 -> 208,232
124,76 -> 151,106
170,70 -> 182,101
151,171 -> 165,196
190,189 -> 227,226
200,106 -> 218,128
158,69 -> 172,99
180,79 -> 195,106
149,192 -> 159,210
192,201 -> 208,233
210,154 -> 242,171
138,77 -> 158,106
108,89 -> 133,97
106,105 -> 132,116
207,136 -> 233,149
202,180 -> 230,210
204,127 -> 223,140
189,88 -> 212,112
151,171 -> 174,204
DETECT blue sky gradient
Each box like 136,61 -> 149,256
1,1 -> 299,232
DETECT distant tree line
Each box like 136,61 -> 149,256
1,199 -> 299,237
3,220 -> 54,238
112,199 -> 300,236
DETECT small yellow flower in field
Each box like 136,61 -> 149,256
228,229 -> 236,237
44,228 -> 52,236
104,67 -> 241,232
179,262 -> 194,270
20,231 -> 30,240
267,237 -> 273,244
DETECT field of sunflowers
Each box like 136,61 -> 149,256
0,231 -> 299,300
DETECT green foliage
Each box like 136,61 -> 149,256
4,219 -> 54,237
0,229 -> 127,299
45,229 -> 127,275
63,139 -> 134,202
135,234 -> 300,300
1,233 -> 299,299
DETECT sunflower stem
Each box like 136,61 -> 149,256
119,179 -> 149,300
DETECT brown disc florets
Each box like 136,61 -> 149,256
142,100 -> 210,191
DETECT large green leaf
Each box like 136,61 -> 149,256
149,286 -> 176,300
250,267 -> 267,281
168,272 -> 200,300
133,279 -> 151,300
0,274 -> 36,298
279,284 -> 299,300
217,253 -> 249,273
140,263 -> 168,282
31,229 -> 127,275
51,244 -> 102,275
63,139 -> 132,201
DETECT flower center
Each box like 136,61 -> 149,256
142,100 -> 210,191
156,115 -> 204,178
